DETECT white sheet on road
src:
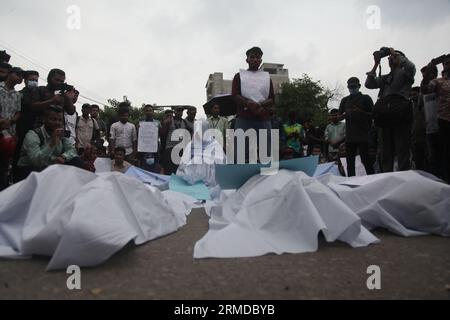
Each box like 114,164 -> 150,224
0,165 -> 190,270
194,170 -> 450,259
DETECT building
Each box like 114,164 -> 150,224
205,73 -> 232,102
205,63 -> 290,101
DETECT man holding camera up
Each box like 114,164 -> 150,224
30,68 -> 76,129
422,54 -> 450,182
365,47 -> 416,173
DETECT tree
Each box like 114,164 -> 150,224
276,74 -> 342,129
99,98 -> 164,128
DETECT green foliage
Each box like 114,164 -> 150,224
276,74 -> 341,128
99,98 -> 165,126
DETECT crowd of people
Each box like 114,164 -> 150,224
1,46 -> 449,192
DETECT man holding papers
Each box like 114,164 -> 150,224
231,47 -> 275,163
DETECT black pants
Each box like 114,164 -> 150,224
345,142 -> 374,176
380,125 -> 411,172
438,119 -> 450,183
426,133 -> 440,177
412,142 -> 427,171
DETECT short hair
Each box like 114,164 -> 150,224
47,68 -> 65,82
347,77 -> 361,86
91,104 -> 100,110
25,70 -> 39,79
118,106 -> 129,115
330,109 -> 339,115
0,62 -> 12,70
187,106 -> 197,112
411,86 -> 420,93
165,109 -> 174,114
45,105 -> 64,116
114,147 -> 126,154
82,103 -> 91,110
144,104 -> 154,110
312,144 -> 322,150
246,47 -> 263,57
421,64 -> 438,78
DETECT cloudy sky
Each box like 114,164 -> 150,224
1,0 -> 449,118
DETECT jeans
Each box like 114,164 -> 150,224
234,117 -> 272,164
345,142 -> 374,176
380,125 -> 411,172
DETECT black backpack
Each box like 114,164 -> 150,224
372,94 -> 413,128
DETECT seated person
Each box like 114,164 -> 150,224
80,143 -> 97,173
16,105 -> 83,181
111,147 -> 131,173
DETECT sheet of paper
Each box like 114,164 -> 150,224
215,156 -> 319,190
94,157 -> 112,173
138,122 -> 158,153
169,175 -> 211,200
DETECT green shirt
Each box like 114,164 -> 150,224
18,126 -> 78,168
207,116 -> 229,138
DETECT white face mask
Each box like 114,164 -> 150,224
27,80 -> 38,88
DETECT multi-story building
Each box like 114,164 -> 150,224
205,63 -> 290,101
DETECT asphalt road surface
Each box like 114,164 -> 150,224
1,208 -> 449,300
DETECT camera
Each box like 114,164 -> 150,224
53,83 -> 74,93
0,50 -> 11,63
373,47 -> 391,60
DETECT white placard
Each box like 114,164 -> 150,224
239,70 -> 270,103
94,158 -> 112,173
138,122 -> 158,153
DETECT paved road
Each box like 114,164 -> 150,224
1,209 -> 449,299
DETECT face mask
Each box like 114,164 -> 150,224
349,88 -> 360,95
27,80 -> 38,88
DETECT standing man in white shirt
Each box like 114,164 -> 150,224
109,103 -> 137,164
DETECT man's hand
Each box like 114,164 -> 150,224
65,90 -> 76,101
51,94 -> 64,105
50,128 -> 64,147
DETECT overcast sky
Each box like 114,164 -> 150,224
1,0 -> 449,118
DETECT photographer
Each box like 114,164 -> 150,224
365,47 -> 416,173
30,68 -> 76,129
422,54 -> 450,182
15,105 -> 81,182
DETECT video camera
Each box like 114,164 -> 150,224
0,50 -> 11,63
373,47 -> 391,60
53,83 -> 74,95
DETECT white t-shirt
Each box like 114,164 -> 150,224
110,121 -> 137,155
64,111 -> 78,146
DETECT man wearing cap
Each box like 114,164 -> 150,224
339,77 -> 375,176
231,46 -> 275,163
